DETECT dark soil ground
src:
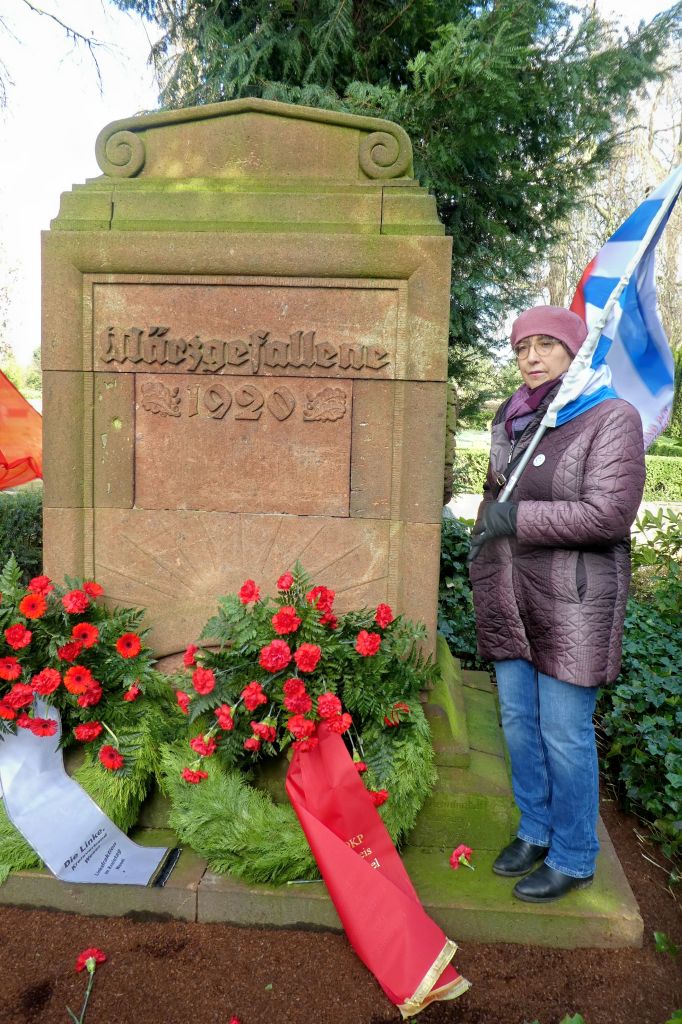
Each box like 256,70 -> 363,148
1,797 -> 679,1024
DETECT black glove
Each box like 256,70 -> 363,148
467,502 -> 518,563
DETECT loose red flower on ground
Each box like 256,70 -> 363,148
243,736 -> 261,752
369,789 -> 389,807
57,640 -> 84,662
123,684 -> 141,702
32,668 -> 61,695
192,667 -> 216,695
449,844 -> 474,870
0,656 -> 21,681
99,745 -> 124,770
176,690 -> 191,714
294,643 -> 321,673
241,681 -> 267,710
271,605 -> 302,635
5,624 -> 32,650
62,590 -> 89,615
78,680 -> 103,707
375,603 -> 394,629
71,622 -> 99,648
259,639 -> 292,672
355,630 -> 381,657
116,633 -> 141,658
317,692 -> 342,719
75,947 -> 107,973
64,665 -> 94,695
277,572 -> 294,590
28,575 -> 53,595
19,593 -> 47,619
182,767 -> 208,784
190,735 -> 217,757
239,579 -> 260,604
28,717 -> 57,737
74,722 -> 103,742
183,644 -> 198,668
82,581 -> 104,598
215,704 -> 234,730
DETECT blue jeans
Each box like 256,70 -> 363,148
494,658 -> 600,878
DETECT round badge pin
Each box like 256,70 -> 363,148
532,454 -> 545,467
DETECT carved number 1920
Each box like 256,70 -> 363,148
185,383 -> 296,421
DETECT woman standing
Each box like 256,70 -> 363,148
468,306 -> 646,903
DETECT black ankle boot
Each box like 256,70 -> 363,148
513,863 -> 594,903
492,838 -> 549,877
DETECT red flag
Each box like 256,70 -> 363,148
0,371 -> 42,489
286,723 -> 470,1017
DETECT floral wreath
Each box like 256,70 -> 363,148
162,565 -> 439,885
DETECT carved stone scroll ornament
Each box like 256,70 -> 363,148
95,129 -> 146,178
359,130 -> 411,180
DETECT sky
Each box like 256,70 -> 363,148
0,0 -> 676,365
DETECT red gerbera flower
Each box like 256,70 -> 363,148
32,668 -> 61,696
74,721 -> 103,742
123,684 -> 141,702
82,581 -> 104,598
28,575 -> 53,595
293,643 -> 321,674
215,704 -> 234,730
19,593 -> 47,619
192,667 -> 215,695
29,717 -> 57,737
75,947 -> 106,973
271,605 -> 302,636
62,590 -> 89,615
99,745 -> 124,770
238,579 -> 260,605
78,680 -> 103,708
116,633 -> 141,658
176,690 -> 191,714
0,701 -> 16,720
57,640 -> 84,662
189,735 -> 217,757
71,622 -> 99,649
5,683 -> 35,709
277,572 -> 294,591
64,665 -> 94,695
241,681 -> 267,711
5,624 -> 32,650
355,630 -> 381,657
258,639 -> 292,673
183,644 -> 198,668
317,692 -> 342,719
0,656 -> 21,681
182,767 -> 208,784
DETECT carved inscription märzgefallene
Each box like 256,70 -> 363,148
101,326 -> 390,375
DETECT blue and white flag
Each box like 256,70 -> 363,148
543,165 -> 682,447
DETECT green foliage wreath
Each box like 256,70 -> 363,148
162,565 -> 438,885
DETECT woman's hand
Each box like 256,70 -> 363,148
467,502 -> 518,563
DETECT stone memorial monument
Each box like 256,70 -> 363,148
42,98 -> 452,656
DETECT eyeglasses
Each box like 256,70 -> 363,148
514,338 -> 561,360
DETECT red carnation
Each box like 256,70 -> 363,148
284,691 -> 312,714
283,677 -> 306,697
57,640 -> 84,662
369,789 -> 389,807
215,704 -> 234,730
306,585 -> 335,613
78,680 -> 103,708
176,690 -> 191,714
16,712 -> 32,729
277,572 -> 294,591
327,712 -> 352,735
241,681 -> 267,711
29,717 -> 57,737
5,624 -> 32,650
19,593 -> 47,620
0,656 -> 21,681
238,579 -> 260,604
75,947 -> 106,973
251,720 -> 276,743
354,760 -> 368,774
317,692 -> 342,719
384,701 -> 411,727
116,632 -> 141,658
32,668 -> 61,696
355,630 -> 381,657
271,605 -> 302,636
190,734 -> 217,757
294,643 -> 321,674
449,844 -> 474,871
0,701 -> 16,720
83,581 -> 104,598
374,603 -> 394,629
320,611 -> 338,629
295,737 -> 319,753
286,715 -> 315,740
183,643 -> 198,668
123,684 -> 141,702
74,722 -> 103,742
62,590 -> 89,615
64,665 -> 94,695
259,639 -> 292,673
182,767 -> 208,784
99,745 -> 124,770
243,736 -> 261,752
28,575 -> 53,595
71,622 -> 99,649
192,667 -> 215,695
5,683 -> 35,709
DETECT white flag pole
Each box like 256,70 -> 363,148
498,166 -> 682,503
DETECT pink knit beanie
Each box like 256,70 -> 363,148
510,306 -> 588,356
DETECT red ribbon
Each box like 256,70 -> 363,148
0,371 -> 42,490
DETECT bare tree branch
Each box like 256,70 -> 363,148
16,0 -> 108,91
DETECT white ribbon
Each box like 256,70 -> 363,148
0,702 -> 169,885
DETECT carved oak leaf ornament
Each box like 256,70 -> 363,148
140,381 -> 181,417
303,387 -> 347,422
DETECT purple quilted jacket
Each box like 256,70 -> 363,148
469,396 -> 646,686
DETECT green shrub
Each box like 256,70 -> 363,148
0,483 -> 43,581
452,449 -> 488,496
649,437 -> 682,458
438,516 -> 488,670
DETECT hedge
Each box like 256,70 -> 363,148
0,484 -> 43,581
453,449 -> 682,502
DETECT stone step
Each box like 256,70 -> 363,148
461,668 -> 495,693
0,819 -> 642,948
425,635 -> 470,768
